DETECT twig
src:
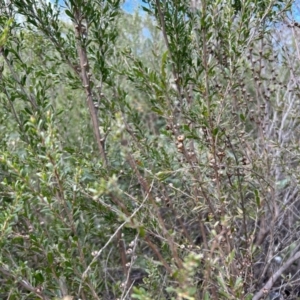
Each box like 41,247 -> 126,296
120,234 -> 139,300
252,251 -> 300,300
72,7 -> 107,166
78,182 -> 153,295
0,266 -> 50,300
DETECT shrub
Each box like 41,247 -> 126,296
0,0 -> 299,299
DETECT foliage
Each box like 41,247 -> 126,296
0,0 -> 299,299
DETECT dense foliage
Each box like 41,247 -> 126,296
0,0 -> 300,299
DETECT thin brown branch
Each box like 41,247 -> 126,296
144,234 -> 172,273
73,8 -> 107,167
127,153 -> 183,269
252,251 -> 300,300
0,266 -> 50,300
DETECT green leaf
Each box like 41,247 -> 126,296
161,50 -> 168,80
254,189 -> 260,208
34,272 -> 44,284
64,10 -> 74,20
47,252 -> 53,264
234,276 -> 243,289
138,226 -> 146,238
212,127 -> 219,136
0,18 -> 13,47
203,291 -> 211,300
151,106 -> 163,115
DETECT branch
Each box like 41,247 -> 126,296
0,266 -> 50,300
73,8 -> 108,167
78,183 -> 153,295
252,251 -> 300,300
155,0 -> 182,95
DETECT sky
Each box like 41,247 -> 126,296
122,0 -> 142,13
56,0 -> 142,13
54,0 -> 300,21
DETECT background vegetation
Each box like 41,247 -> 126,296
0,0 -> 300,299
